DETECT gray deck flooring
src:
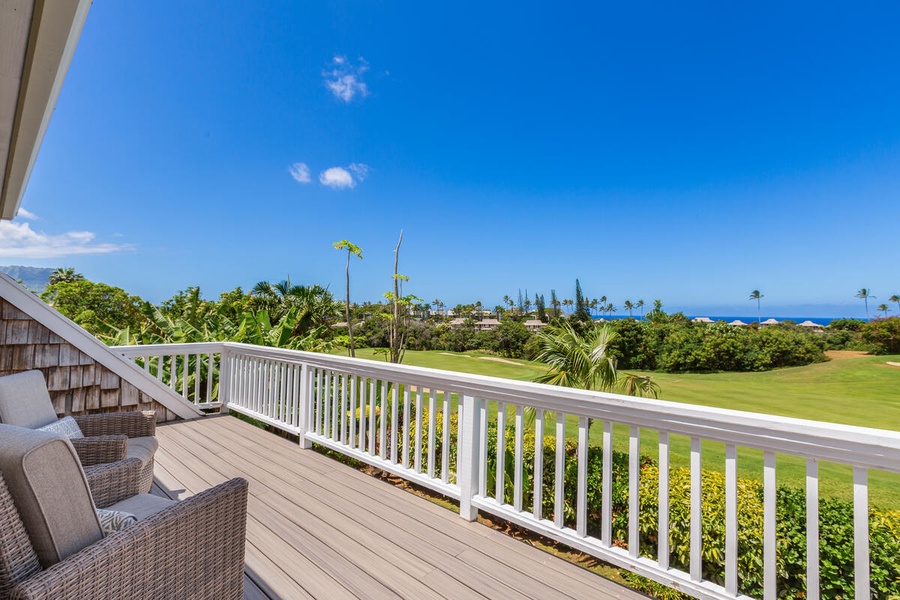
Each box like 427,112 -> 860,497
151,415 -> 647,600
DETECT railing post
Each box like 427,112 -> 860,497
458,393 -> 480,521
218,347 -> 231,415
297,363 -> 312,449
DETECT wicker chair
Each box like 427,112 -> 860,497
0,370 -> 157,493
0,424 -> 248,600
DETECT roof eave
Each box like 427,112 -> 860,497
0,0 -> 91,220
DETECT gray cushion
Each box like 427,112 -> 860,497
0,371 -> 59,429
126,436 -> 158,467
36,416 -> 84,439
108,493 -> 175,521
0,424 -> 103,567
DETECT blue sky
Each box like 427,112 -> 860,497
3,1 -> 899,317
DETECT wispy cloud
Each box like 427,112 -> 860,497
16,207 -> 38,220
348,163 -> 370,181
323,55 -> 369,103
319,163 -> 371,190
0,221 -> 134,259
288,162 -> 311,184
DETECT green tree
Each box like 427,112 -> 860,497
623,299 -> 634,317
855,288 -> 875,320
485,320 -> 532,358
385,231 -> 421,363
749,290 -> 764,325
877,303 -> 891,317
636,299 -> 645,320
889,294 -> 900,314
573,279 -> 591,323
48,267 -> 84,286
41,279 -> 147,335
533,321 -> 659,397
860,317 -> 900,354
550,289 -> 561,318
535,293 -> 547,322
250,278 -> 339,336
333,240 -> 363,357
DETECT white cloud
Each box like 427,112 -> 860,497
318,163 -> 371,190
348,163 -> 370,181
323,55 -> 370,103
288,162 -> 311,184
16,207 -> 38,220
319,167 -> 356,189
0,221 -> 134,259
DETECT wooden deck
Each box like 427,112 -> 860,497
151,415 -> 647,600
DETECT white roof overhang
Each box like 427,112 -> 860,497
0,0 -> 91,220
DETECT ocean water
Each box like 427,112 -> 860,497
593,315 -> 840,326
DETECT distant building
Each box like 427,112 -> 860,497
523,319 -> 546,332
760,318 -> 780,326
798,320 -> 824,332
476,319 -> 501,331
692,317 -> 714,324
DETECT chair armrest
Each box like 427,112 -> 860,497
84,458 -> 144,509
73,412 -> 156,438
10,478 -> 249,600
70,436 -> 128,467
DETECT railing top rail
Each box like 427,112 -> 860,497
121,341 -> 900,471
116,342 -> 227,357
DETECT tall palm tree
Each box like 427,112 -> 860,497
623,300 -> 634,317
856,288 -> 875,320
877,303 -> 891,317
889,294 -> 900,315
48,267 -> 84,285
533,321 -> 658,397
749,290 -> 764,325
333,240 -> 363,357
636,299 -> 645,320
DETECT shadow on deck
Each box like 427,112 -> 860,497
151,415 -> 647,600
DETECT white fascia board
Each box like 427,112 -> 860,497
1,0 -> 91,220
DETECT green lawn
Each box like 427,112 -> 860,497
337,348 -> 900,507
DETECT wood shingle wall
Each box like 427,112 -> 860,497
0,298 -> 178,421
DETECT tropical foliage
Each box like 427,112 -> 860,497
533,321 -> 659,397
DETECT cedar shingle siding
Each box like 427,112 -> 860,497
0,299 -> 177,421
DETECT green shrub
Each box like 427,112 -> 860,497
395,411 -> 899,597
860,317 -> 900,354
480,429 -> 899,598
637,465 -> 900,598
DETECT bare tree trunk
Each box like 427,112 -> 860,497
346,252 -> 355,358
389,231 -> 403,363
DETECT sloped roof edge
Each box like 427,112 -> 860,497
0,273 -> 202,419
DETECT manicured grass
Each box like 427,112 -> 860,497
344,348 -> 549,381
338,348 -> 900,507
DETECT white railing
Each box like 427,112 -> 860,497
117,343 -> 223,410
118,342 -> 900,600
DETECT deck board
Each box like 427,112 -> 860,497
153,415 -> 647,600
